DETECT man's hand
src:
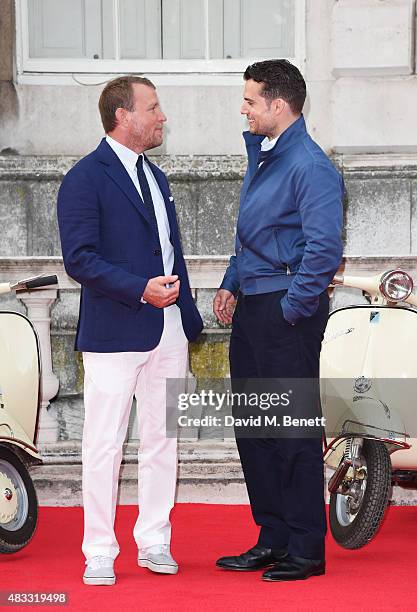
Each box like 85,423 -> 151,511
213,289 -> 236,325
143,275 -> 180,308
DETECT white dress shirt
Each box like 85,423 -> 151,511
261,134 -> 280,151
258,134 -> 280,167
106,135 -> 174,278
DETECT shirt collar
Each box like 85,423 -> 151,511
260,134 -> 280,151
105,135 -> 142,172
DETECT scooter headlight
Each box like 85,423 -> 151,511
379,269 -> 413,302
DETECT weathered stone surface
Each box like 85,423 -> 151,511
51,332 -> 83,396
2,154 -> 417,260
54,396 -> 84,441
50,290 -> 80,331
168,179 -> 240,256
195,180 -> 240,256
343,178 -> 411,255
189,333 -> 230,380
3,152 -> 417,505
170,180 -> 198,254
196,288 -> 222,329
0,177 -> 61,257
0,181 -> 28,256
28,180 -> 62,255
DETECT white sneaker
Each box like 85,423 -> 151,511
138,544 -> 178,575
83,556 -> 116,586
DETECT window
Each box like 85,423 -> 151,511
16,0 -> 305,78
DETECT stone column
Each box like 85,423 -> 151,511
18,289 -> 60,443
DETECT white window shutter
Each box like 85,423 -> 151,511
119,0 -> 161,59
28,0 -> 102,58
162,0 -> 206,59
224,0 -> 295,59
208,0 -> 224,59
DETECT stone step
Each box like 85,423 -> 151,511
27,441 -> 417,507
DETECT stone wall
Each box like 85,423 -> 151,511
2,151 -> 417,503
1,152 -> 417,443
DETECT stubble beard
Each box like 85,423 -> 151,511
133,130 -> 163,153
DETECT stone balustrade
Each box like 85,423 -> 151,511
1,255 -> 417,505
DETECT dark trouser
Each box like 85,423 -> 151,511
229,289 -> 329,560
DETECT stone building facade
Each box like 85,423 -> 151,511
1,0 -> 417,504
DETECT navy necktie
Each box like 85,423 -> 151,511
136,155 -> 158,232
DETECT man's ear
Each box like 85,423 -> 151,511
115,107 -> 128,128
271,98 -> 286,116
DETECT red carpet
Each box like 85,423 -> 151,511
1,504 -> 417,611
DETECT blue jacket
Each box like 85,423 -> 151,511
57,138 -> 203,352
220,115 -> 344,324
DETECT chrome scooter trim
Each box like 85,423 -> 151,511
0,437 -> 39,457
324,433 -> 410,463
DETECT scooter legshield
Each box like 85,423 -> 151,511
320,305 -> 417,470
0,312 -> 40,455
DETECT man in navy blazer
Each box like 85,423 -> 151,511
57,76 -> 202,585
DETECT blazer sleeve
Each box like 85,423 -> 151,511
57,165 -> 148,309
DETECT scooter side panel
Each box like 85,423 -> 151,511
0,312 -> 39,444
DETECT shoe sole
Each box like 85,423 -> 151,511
216,563 -> 275,572
262,569 -> 325,582
83,576 -> 116,586
138,559 -> 178,574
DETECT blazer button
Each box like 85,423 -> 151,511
154,249 -> 161,256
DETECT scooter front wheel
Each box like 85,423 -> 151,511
0,445 -> 38,553
329,439 -> 391,549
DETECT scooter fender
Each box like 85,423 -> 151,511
0,411 -> 41,461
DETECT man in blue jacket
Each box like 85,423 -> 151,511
213,60 -> 343,581
58,76 -> 202,585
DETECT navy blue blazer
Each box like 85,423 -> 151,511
57,138 -> 203,352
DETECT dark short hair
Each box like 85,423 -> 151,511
243,59 -> 306,114
98,75 -> 155,133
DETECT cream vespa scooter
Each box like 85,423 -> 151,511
0,274 -> 57,552
321,269 -> 417,549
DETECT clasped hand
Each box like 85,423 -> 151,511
143,275 -> 180,308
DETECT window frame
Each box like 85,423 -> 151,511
15,0 -> 306,84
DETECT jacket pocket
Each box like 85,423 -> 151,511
274,230 -> 288,273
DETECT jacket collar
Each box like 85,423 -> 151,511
243,114 -> 307,158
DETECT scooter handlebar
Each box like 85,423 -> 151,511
25,275 -> 58,289
6,274 -> 59,293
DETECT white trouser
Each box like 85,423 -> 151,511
81,305 -> 188,561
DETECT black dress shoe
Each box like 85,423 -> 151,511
262,554 -> 325,581
216,545 -> 287,571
